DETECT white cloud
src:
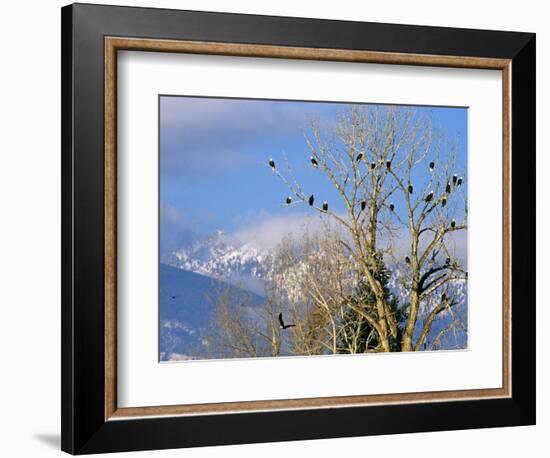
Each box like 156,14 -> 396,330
160,202 -> 194,256
228,209 -> 467,266
229,211 -> 330,250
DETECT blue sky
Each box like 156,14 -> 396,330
159,96 -> 467,256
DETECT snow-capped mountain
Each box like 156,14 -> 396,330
162,230 -> 468,354
164,230 -> 270,294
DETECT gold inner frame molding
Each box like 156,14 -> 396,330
104,36 -> 512,421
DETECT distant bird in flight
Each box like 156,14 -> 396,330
457,176 -> 463,187
450,219 -> 456,229
310,156 -> 319,168
356,152 -> 363,162
322,201 -> 329,212
441,197 -> 447,208
389,203 -> 395,212
425,191 -> 434,203
268,158 -> 276,169
278,313 -> 295,330
285,196 -> 292,205
408,184 -> 414,194
308,194 -> 315,206
170,295 -> 178,300
429,161 -> 435,172
452,174 -> 458,185
361,200 -> 367,211
386,160 -> 392,169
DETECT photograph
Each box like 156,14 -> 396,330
159,96 -> 468,361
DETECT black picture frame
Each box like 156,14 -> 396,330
61,3 -> 536,454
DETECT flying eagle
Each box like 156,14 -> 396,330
278,313 -> 295,330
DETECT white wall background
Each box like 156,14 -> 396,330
0,1 -> 545,456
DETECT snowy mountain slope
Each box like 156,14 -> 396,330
159,263 -> 265,361
164,230 -> 270,294
162,231 -> 468,354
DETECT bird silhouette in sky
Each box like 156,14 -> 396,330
278,313 -> 295,330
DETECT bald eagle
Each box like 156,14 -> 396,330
285,196 -> 292,205
278,313 -> 295,330
309,195 -> 314,206
408,184 -> 414,194
310,156 -> 319,168
370,162 -> 376,170
361,200 -> 367,211
457,176 -> 463,187
389,203 -> 395,212
268,158 -> 275,169
322,201 -> 328,212
386,160 -> 392,169
452,174 -> 458,185
429,161 -> 435,172
445,182 -> 451,193
451,219 -> 456,229
441,197 -> 447,208
356,152 -> 363,162
405,256 -> 411,264
425,191 -> 434,203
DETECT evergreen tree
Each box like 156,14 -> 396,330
338,257 -> 403,353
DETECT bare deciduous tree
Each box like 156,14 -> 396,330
270,105 -> 467,353
207,105 -> 467,358
205,280 -> 283,359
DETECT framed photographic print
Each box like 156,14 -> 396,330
61,3 -> 536,454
